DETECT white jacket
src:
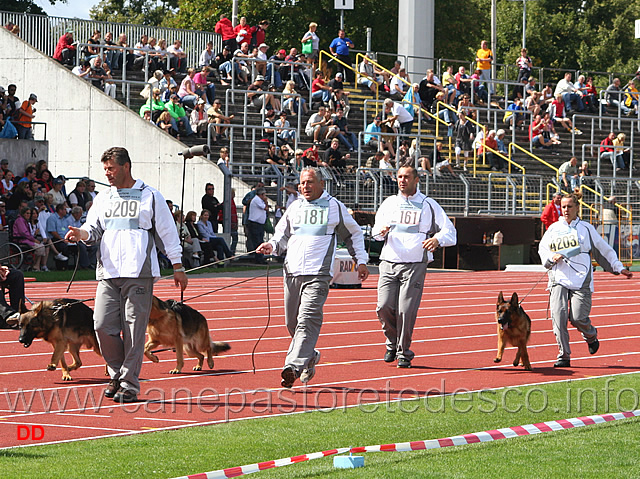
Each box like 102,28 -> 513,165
81,180 -> 182,280
372,190 -> 457,263
539,216 -> 624,292
269,191 -> 368,277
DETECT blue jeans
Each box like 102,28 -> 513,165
266,63 -> 282,88
337,132 -> 357,150
180,94 -> 198,109
561,92 -> 584,112
170,116 -> 194,135
312,89 -> 331,103
196,85 -> 216,105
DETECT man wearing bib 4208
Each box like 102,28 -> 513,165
373,166 -> 457,368
539,193 -> 631,368
256,167 -> 369,388
65,147 -> 188,402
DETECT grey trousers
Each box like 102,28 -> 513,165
283,274 -> 330,375
549,284 -> 597,360
94,277 -> 154,394
376,260 -> 427,361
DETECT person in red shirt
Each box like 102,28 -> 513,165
540,192 -> 563,229
234,17 -> 254,47
53,30 -> 76,65
215,15 -> 237,52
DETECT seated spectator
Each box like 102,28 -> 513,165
82,30 -> 102,61
255,43 -> 269,76
207,99 -> 234,143
290,148 -> 305,172
579,160 -> 592,184
554,72 -> 584,113
419,69 -> 444,110
281,80 -> 307,115
178,68 -> 200,108
69,206 -> 97,269
604,78 -> 629,115
389,68 -> 409,100
529,112 -> 560,148
68,180 -> 89,211
156,111 -> 175,136
612,132 -> 631,170
167,39 -> 188,73
624,79 -> 639,114
332,108 -> 357,152
72,60 -> 92,80
364,115 -> 394,155
103,31 -> 121,69
323,138 -> 345,169
262,143 -> 287,171
525,91 -> 542,119
199,41 -> 215,68
2,169 -> 14,195
358,55 -> 388,93
274,111 -> 296,145
266,48 -> 286,88
583,77 -> 599,114
329,88 -> 350,117
148,37 -> 168,71
262,108 -> 278,142
558,157 -> 579,190
454,66 -> 473,97
139,88 -> 166,121
46,203 -> 74,269
230,42 -> 254,84
165,94 -> 194,137
132,34 -> 151,70
197,209 -> 232,263
312,69 -> 331,104
185,209 -> 212,263
193,66 -> 216,106
480,130 -> 504,172
89,57 -> 116,98
247,75 -> 280,112
504,98 -> 525,129
12,206 -> 47,271
213,45 -> 233,84
496,129 -> 508,155
303,144 -> 321,166
470,69 -> 488,104
190,99 -> 209,138
549,95 -> 581,134
174,209 -> 201,267
305,106 -> 338,144
53,30 -> 76,65
158,69 -> 177,96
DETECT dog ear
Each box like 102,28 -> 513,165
18,301 -> 28,314
497,291 -> 504,305
510,292 -> 519,307
33,302 -> 44,314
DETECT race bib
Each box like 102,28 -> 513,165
292,198 -> 329,236
104,188 -> 141,230
548,227 -> 580,258
390,201 -> 423,234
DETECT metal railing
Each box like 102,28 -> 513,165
1,10 -> 220,70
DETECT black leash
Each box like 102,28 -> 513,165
518,268 -> 549,306
65,254 -> 81,293
251,262 -> 271,374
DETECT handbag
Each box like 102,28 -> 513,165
301,38 -> 313,55
264,216 -> 275,234
0,119 -> 17,139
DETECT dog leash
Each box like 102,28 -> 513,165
518,269 -> 549,306
251,262 -> 272,374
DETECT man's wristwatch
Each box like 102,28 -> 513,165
173,267 -> 186,273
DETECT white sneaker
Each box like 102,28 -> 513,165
41,266 -> 49,272
55,253 -> 68,261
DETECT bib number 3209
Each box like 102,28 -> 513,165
104,200 -> 138,219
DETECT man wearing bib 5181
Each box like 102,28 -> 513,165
65,147 -> 188,402
539,192 -> 631,368
256,167 -> 369,388
372,166 -> 457,368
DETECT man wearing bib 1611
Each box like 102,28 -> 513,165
256,167 -> 369,388
539,192 -> 631,368
65,147 -> 188,402
372,166 -> 457,368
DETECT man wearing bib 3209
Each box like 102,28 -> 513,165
256,167 -> 369,388
65,147 -> 187,402
373,166 -> 457,368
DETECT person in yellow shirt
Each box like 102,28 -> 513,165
475,40 -> 493,95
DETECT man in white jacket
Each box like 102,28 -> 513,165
539,193 -> 631,368
372,165 -> 457,368
257,167 -> 369,388
66,147 -> 187,402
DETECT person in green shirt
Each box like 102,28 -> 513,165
164,94 -> 194,136
138,88 -> 166,121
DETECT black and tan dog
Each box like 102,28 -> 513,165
494,291 -> 532,371
7,299 -> 101,381
145,296 -> 230,374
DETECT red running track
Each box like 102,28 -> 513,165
1,270 -> 639,449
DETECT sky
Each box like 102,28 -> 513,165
32,0 -> 99,20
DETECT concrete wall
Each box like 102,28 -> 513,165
0,139 -> 49,176
0,27 -> 225,212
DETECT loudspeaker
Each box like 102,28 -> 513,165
179,144 -> 210,159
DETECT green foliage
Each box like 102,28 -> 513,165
435,0 -> 488,63
0,0 -> 50,15
89,0 -> 179,26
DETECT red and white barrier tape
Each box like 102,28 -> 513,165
172,410 -> 640,479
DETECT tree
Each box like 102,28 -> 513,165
0,0 -> 59,15
89,0 -> 178,26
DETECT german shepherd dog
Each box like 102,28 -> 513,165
145,296 -> 230,374
7,299 -> 101,381
494,292 -> 532,371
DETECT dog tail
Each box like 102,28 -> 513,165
212,341 -> 231,355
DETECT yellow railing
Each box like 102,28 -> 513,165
510,142 -> 559,181
483,144 -> 525,175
